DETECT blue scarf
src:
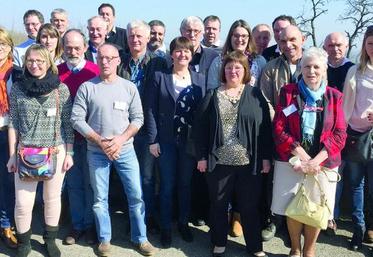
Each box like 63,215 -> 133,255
298,78 -> 326,144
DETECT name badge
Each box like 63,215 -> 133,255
282,104 -> 297,117
114,101 -> 127,111
47,108 -> 57,117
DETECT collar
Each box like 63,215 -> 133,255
66,59 -> 86,73
88,41 -> 98,53
328,57 -> 350,68
130,54 -> 146,66
275,45 -> 281,53
194,45 -> 202,54
201,39 -> 221,48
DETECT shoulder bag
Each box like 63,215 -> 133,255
342,126 -> 373,163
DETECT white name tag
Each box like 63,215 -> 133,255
114,101 -> 127,111
47,108 -> 57,117
282,104 -> 297,117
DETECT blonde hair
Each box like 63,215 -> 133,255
24,44 -> 58,74
0,28 -> 14,60
36,23 -> 63,62
359,26 -> 373,72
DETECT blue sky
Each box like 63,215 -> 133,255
0,0 -> 362,58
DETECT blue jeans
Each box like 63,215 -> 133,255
345,160 -> 373,236
66,140 -> 94,231
334,161 -> 346,219
158,140 -> 195,229
134,135 -> 156,220
87,147 -> 147,244
0,130 -> 14,229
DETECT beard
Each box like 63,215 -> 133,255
66,56 -> 82,66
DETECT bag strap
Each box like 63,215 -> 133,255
321,168 -> 341,183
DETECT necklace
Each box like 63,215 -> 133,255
173,71 -> 189,80
220,84 -> 245,104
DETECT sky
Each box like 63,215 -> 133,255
0,0 -> 363,59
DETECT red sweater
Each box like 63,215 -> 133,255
273,83 -> 347,169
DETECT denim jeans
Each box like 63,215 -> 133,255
134,135 -> 156,220
0,130 -> 14,229
87,146 -> 147,244
66,140 -> 94,231
333,161 -> 346,219
345,160 -> 373,236
158,140 -> 195,229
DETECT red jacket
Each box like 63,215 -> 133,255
273,83 -> 347,168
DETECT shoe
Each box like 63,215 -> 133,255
1,227 -> 18,249
85,227 -> 97,245
350,230 -> 364,251
192,219 -> 206,227
229,212 -> 243,237
160,229 -> 172,248
63,229 -> 83,245
17,229 -> 32,257
212,246 -> 225,257
178,223 -> 193,242
135,241 -> 158,256
249,251 -> 268,257
146,217 -> 160,235
98,242 -> 111,257
261,222 -> 276,241
365,229 -> 373,243
325,219 -> 337,236
43,225 -> 61,257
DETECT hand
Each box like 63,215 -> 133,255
197,160 -> 207,172
7,155 -> 17,173
367,110 -> 373,125
304,159 -> 321,175
101,136 -> 124,160
149,143 -> 161,158
292,160 -> 309,174
261,159 -> 271,173
62,154 -> 74,172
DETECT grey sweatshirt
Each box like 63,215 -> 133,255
71,76 -> 143,152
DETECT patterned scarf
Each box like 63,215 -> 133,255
0,58 -> 13,115
298,78 -> 326,145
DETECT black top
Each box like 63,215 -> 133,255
106,26 -> 128,53
327,61 -> 354,92
193,86 -> 273,173
262,44 -> 280,62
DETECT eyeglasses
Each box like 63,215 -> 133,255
25,59 -> 46,66
184,29 -> 201,36
24,22 -> 40,28
97,56 -> 119,63
232,33 -> 249,40
225,65 -> 244,71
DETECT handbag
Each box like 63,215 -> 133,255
342,126 -> 373,163
17,90 -> 60,181
285,174 -> 331,229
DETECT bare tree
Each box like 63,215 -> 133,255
297,0 -> 328,46
339,0 -> 373,58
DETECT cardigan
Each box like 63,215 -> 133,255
193,85 -> 273,173
273,83 -> 347,168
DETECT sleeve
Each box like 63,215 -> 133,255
207,56 -> 220,90
59,84 -> 74,144
342,65 -> 357,123
128,86 -> 144,130
144,73 -> 159,144
8,83 -> 19,130
272,87 -> 298,157
260,64 -> 276,120
12,47 -> 23,67
70,83 -> 95,137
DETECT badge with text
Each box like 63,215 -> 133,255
46,108 -> 57,117
282,104 -> 297,117
114,101 -> 127,111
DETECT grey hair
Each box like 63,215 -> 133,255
126,20 -> 150,37
323,32 -> 349,47
300,47 -> 328,69
87,16 -> 107,30
51,8 -> 68,18
180,16 -> 204,33
252,23 -> 272,36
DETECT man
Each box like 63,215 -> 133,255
118,20 -> 167,236
323,32 -> 354,92
50,8 -> 69,37
71,43 -> 158,257
201,15 -> 222,51
98,3 -> 128,51
58,29 -> 100,246
260,25 -> 305,242
262,15 -> 296,61
180,16 -> 218,77
13,9 -> 44,67
253,23 -> 272,55
147,20 -> 167,57
85,16 -> 108,64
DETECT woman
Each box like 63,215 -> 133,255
36,23 -> 64,65
194,50 -> 272,257
207,19 -> 266,89
271,47 -> 346,257
7,44 -> 74,257
343,26 -> 373,251
0,28 -> 22,249
145,36 -> 205,248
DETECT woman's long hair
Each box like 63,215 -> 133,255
24,44 -> 58,74
36,23 -> 63,62
358,26 -> 373,72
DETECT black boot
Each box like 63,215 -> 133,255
43,225 -> 61,257
17,229 -> 32,257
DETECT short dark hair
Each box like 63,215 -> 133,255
23,9 -> 44,24
272,15 -> 296,29
220,50 -> 251,84
203,15 -> 221,28
169,36 -> 194,56
98,3 -> 115,16
148,20 -> 165,29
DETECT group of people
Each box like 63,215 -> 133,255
0,3 -> 372,257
